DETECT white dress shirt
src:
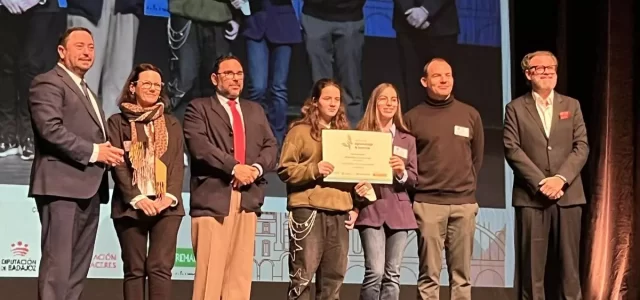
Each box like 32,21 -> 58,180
532,90 -> 567,183
532,90 -> 554,137
57,63 -> 104,163
216,94 -> 264,176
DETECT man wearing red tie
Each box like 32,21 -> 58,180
183,55 -> 278,300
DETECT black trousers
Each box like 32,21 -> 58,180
515,205 -> 583,300
395,31 -> 458,112
0,10 -> 66,142
287,208 -> 349,300
167,15 -> 231,121
36,194 -> 101,300
114,215 -> 182,300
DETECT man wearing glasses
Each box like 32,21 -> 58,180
504,51 -> 589,299
183,55 -> 278,300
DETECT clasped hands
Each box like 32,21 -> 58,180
97,142 -> 125,167
136,195 -> 173,217
538,176 -> 566,200
0,0 -> 35,14
232,164 -> 260,188
405,7 -> 430,30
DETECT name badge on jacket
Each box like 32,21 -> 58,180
393,146 -> 408,159
454,125 -> 470,138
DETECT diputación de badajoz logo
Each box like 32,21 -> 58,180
1,241 -> 37,272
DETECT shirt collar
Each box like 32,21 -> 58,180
57,62 -> 85,87
532,90 -> 554,106
217,93 -> 237,106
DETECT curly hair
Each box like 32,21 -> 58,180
289,78 -> 350,141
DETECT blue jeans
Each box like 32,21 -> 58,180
245,38 -> 292,146
358,226 -> 408,300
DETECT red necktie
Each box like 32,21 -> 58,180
227,100 -> 245,164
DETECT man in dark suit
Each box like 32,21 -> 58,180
393,0 -> 459,111
183,55 -> 277,300
243,0 -> 302,146
504,51 -> 589,300
28,27 -> 125,300
0,0 -> 67,160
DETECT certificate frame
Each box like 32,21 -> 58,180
321,129 -> 393,184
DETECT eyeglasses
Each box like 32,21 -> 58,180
529,65 -> 558,75
217,72 -> 245,80
135,81 -> 164,89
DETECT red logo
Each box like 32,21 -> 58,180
10,241 -> 29,257
559,111 -> 571,120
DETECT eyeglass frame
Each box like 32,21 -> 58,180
216,71 -> 245,80
133,81 -> 164,90
528,65 -> 558,75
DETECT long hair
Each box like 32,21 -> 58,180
357,83 -> 409,133
117,63 -> 170,111
289,78 -> 350,141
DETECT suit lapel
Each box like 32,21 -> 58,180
209,95 -> 232,130
548,93 -> 566,140
55,66 -> 103,130
240,100 -> 255,149
523,93 -> 548,140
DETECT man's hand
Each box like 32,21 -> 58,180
225,20 -> 240,40
318,161 -> 334,177
1,0 -> 23,14
539,176 -> 566,200
137,198 -> 159,216
97,142 -> 125,166
232,164 -> 258,188
345,209 -> 359,230
354,181 -> 373,198
153,195 -> 172,212
405,7 -> 428,28
389,156 -> 405,177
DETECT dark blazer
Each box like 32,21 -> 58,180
107,113 -> 186,219
242,0 -> 302,44
183,96 -> 278,217
114,0 -> 145,15
355,130 -> 419,230
504,92 -> 589,207
393,0 -> 459,37
28,64 -> 109,202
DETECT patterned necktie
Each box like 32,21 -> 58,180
227,100 -> 245,164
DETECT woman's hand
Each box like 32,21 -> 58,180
153,195 -> 173,212
345,209 -> 359,230
318,161 -> 334,177
355,181 -> 373,197
137,198 -> 159,216
389,156 -> 406,177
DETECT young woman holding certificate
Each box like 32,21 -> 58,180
353,83 -> 418,300
277,78 -> 359,300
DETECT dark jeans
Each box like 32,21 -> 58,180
396,32 -> 458,112
245,38 -> 292,146
301,13 -> 364,127
167,15 -> 231,121
287,208 -> 349,300
0,10 -> 66,142
36,194 -> 101,300
358,226 -> 408,300
114,215 -> 182,300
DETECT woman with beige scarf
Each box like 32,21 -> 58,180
107,63 -> 185,300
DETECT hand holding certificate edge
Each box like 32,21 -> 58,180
317,161 -> 334,177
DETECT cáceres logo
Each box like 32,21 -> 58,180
174,248 -> 196,267
1,241 -> 37,272
91,253 -> 117,269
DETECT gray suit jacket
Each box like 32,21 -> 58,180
504,92 -> 589,207
28,65 -> 109,202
